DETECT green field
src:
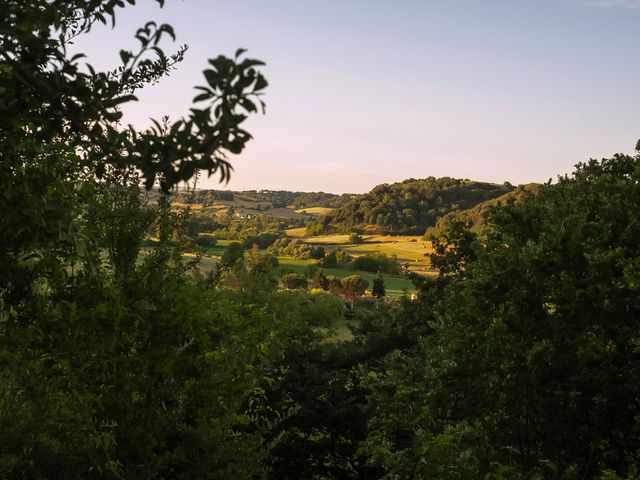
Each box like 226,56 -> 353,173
294,206 -> 335,216
285,227 -> 307,237
282,231 -> 434,274
174,198 -> 312,220
191,244 -> 416,298
276,256 -> 415,297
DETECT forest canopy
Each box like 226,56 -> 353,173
319,177 -> 514,234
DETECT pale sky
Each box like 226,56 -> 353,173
76,0 -> 640,193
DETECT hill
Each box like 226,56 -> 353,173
425,183 -> 541,239
317,177 -> 515,235
174,189 -> 355,209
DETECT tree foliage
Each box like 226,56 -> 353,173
361,154 -> 640,478
0,1 -> 275,477
321,177 -> 513,234
4,2 -> 640,478
425,182 -> 541,240
372,273 -> 385,298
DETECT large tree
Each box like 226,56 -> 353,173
361,153 -> 640,479
0,1 -> 273,477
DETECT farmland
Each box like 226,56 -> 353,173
192,244 -> 419,297
285,229 -> 433,274
172,191 -> 436,296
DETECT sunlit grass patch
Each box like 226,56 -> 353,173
294,207 -> 334,216
285,227 -> 307,237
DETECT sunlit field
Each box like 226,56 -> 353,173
283,230 -> 433,274
191,247 -> 417,297
294,207 -> 335,216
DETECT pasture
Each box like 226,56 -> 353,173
276,257 -> 416,297
190,246 -> 416,298
283,231 -> 434,274
294,206 -> 335,216
172,197 -> 316,220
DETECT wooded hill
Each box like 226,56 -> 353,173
318,177 -> 515,235
425,183 -> 542,238
174,188 -> 355,209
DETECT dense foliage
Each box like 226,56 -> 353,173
3,2 -> 640,478
204,214 -> 292,243
175,189 -> 354,209
269,238 -> 325,260
349,252 -> 400,274
320,177 -> 514,234
0,1 -> 272,476
426,182 -> 541,239
360,154 -> 640,478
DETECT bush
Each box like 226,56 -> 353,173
309,245 -> 326,260
243,231 -> 281,249
195,235 -> 218,248
305,220 -> 326,236
269,238 -> 314,259
348,233 -> 363,244
336,248 -> 353,265
349,252 -> 399,274
320,250 -> 337,267
280,273 -> 309,290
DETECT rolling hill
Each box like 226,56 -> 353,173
317,177 -> 515,235
424,183 -> 541,239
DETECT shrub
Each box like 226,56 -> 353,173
349,252 -> 399,274
280,273 -> 309,290
195,235 -> 218,248
348,233 -> 364,244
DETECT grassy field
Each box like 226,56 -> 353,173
303,234 -> 351,244
282,231 -> 433,274
294,206 -> 334,216
172,198 -> 315,220
189,245 -> 416,298
171,202 -> 204,210
276,256 -> 415,297
285,227 -> 307,237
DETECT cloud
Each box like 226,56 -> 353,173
574,0 -> 640,8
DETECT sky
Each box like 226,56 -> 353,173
75,0 -> 640,193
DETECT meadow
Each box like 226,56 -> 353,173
294,206 -> 335,216
285,229 -> 433,274
192,242 -> 417,297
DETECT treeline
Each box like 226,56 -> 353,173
318,177 -> 514,234
219,243 -> 377,308
425,182 -> 542,239
265,238 -> 401,274
175,189 -> 355,209
182,214 -> 301,251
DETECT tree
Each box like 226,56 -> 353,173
372,273 -> 385,298
0,1 -> 272,477
196,235 -> 218,248
339,275 -> 369,309
348,233 -> 364,244
361,154 -> 640,478
320,250 -> 338,267
305,220 -> 326,236
221,241 -> 245,268
280,273 -> 309,290
309,245 -> 326,260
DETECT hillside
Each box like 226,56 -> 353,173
318,177 -> 515,235
425,183 -> 542,239
174,189 -> 355,209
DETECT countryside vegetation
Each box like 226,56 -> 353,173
1,1 -> 640,479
